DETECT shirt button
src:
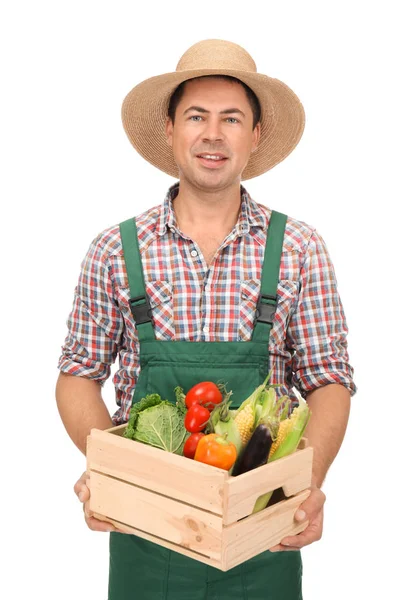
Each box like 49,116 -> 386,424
190,250 -> 198,257
203,326 -> 209,333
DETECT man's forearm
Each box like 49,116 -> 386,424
56,372 -> 113,455
304,383 -> 351,488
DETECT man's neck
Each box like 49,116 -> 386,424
172,179 -> 242,236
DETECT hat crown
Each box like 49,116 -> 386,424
176,39 -> 257,73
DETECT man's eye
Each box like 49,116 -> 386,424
189,115 -> 203,121
226,117 -> 239,124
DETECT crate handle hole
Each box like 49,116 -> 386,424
252,486 -> 288,514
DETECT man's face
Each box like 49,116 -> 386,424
166,78 -> 260,192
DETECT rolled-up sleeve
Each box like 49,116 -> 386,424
287,230 -> 357,397
58,234 -> 124,383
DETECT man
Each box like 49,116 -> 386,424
56,39 -> 356,599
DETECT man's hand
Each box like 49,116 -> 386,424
269,484 -> 326,552
74,471 -> 117,532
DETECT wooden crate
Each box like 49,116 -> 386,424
86,424 -> 313,571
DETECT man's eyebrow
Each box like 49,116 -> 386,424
183,106 -> 209,115
183,106 -> 246,118
220,108 -> 246,118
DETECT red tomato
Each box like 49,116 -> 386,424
183,432 -> 205,459
184,404 -> 210,433
185,382 -> 223,410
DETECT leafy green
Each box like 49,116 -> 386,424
123,394 -> 164,440
174,386 -> 187,416
123,393 -> 188,455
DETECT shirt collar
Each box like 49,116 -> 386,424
155,182 -> 266,237
237,185 -> 266,235
155,183 -> 180,236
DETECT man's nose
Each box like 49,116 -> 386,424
202,117 -> 224,142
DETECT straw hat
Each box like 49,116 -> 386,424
121,39 -> 305,180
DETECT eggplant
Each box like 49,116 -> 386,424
232,424 -> 273,476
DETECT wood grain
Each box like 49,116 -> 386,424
94,513 -> 226,570
90,471 -> 223,559
222,489 -> 311,570
224,446 -> 313,525
87,428 -> 227,514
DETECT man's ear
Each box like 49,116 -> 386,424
251,122 -> 261,153
166,117 -> 173,147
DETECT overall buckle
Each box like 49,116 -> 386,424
129,295 -> 152,325
255,294 -> 277,325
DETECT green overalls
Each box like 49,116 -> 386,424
108,211 -> 303,600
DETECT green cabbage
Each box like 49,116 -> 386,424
123,394 -> 188,455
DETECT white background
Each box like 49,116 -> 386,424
1,1 -> 398,598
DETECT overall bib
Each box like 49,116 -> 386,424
108,211 -> 303,600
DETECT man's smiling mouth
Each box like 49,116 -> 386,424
196,153 -> 228,167
197,153 -> 227,160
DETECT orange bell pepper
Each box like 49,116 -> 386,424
194,433 -> 237,470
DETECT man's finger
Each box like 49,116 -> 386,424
294,487 -> 325,522
86,515 -> 116,532
74,471 -> 89,497
76,483 -> 90,502
280,521 -> 322,548
269,544 -> 299,552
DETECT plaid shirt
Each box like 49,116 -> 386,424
58,183 -> 356,424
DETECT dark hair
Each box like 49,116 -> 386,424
167,75 -> 261,129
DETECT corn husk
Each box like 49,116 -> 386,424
252,390 -> 311,513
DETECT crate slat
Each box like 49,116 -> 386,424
90,471 -> 223,559
87,428 -> 227,514
106,423 -> 126,436
297,438 -> 308,449
223,446 -> 313,525
222,489 -> 311,571
94,513 -> 226,570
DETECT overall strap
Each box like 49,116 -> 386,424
119,218 -> 155,343
252,210 -> 288,343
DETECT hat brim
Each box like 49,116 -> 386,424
121,68 -> 305,180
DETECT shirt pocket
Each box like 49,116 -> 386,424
272,280 -> 299,344
146,280 -> 175,340
239,278 -> 299,342
239,279 -> 261,341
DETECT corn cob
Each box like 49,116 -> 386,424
268,417 -> 293,459
232,375 -> 280,447
234,403 -> 255,445
268,404 -> 309,463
